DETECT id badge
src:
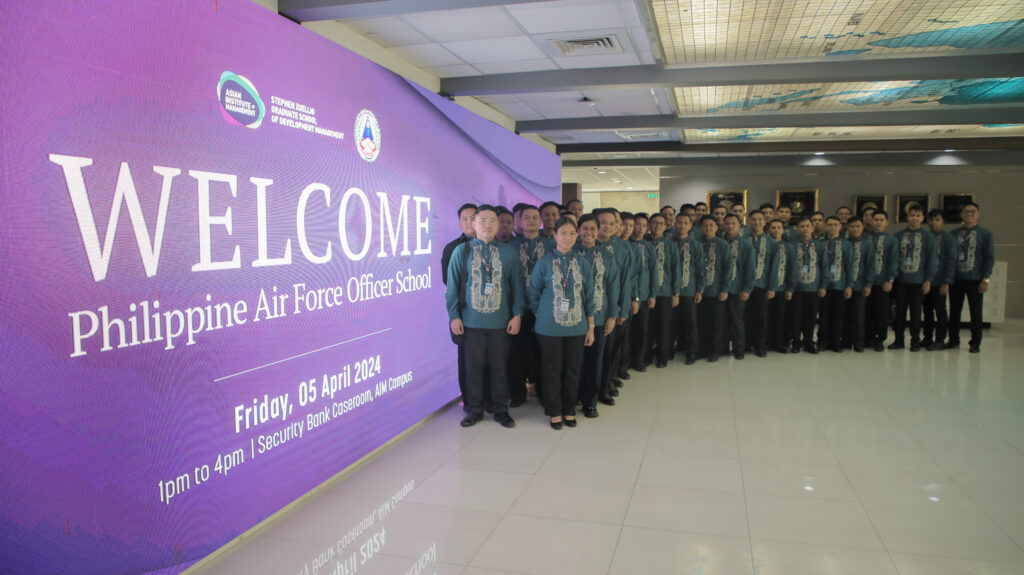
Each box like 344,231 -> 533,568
559,299 -> 570,313
959,249 -> 967,262
484,283 -> 494,296
802,265 -> 810,274
830,264 -> 838,275
905,256 -> 913,266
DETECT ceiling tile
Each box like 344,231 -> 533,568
516,91 -> 586,102
507,0 -> 631,35
443,36 -> 548,63
473,58 -> 560,75
400,7 -> 523,43
390,43 -> 464,67
344,17 -> 430,47
424,64 -> 482,78
683,124 -> 1024,143
552,52 -> 641,69
480,101 -> 545,121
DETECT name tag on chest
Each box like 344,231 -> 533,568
802,265 -> 810,274
484,283 -> 495,296
559,299 -> 570,313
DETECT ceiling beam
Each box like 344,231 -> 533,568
518,107 -> 1024,132
556,138 -> 1024,155
279,0 -> 541,21
561,150 -> 1024,168
443,52 -> 1024,96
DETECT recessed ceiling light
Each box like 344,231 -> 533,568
945,149 -> 955,152
814,152 -> 825,156
626,187 -> 633,190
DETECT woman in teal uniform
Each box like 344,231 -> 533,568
529,216 -> 595,429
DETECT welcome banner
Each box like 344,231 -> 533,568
0,2 -> 559,573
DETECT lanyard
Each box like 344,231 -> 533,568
475,243 -> 494,284
554,254 -> 571,293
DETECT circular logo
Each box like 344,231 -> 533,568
355,109 -> 381,162
218,71 -> 264,129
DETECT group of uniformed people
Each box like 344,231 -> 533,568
442,198 -> 995,430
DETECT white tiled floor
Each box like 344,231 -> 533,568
193,321 -> 1024,575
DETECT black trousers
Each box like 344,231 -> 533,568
950,280 -> 984,345
676,296 -> 699,359
767,293 -> 788,350
894,282 -> 924,344
725,295 -> 746,355
746,288 -> 767,352
923,288 -> 949,343
843,290 -> 867,348
457,343 -> 467,404
579,328 -> 607,409
867,286 -> 891,344
463,327 -> 510,416
509,311 -> 540,404
613,315 -> 632,376
818,289 -> 846,350
601,321 -> 621,396
698,296 -> 724,358
792,292 -> 819,348
651,297 -> 674,363
630,304 -> 650,369
536,334 -> 585,417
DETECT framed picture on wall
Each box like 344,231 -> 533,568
776,188 -> 818,217
855,195 -> 887,217
706,190 -> 748,214
941,193 -> 976,223
896,194 -> 929,223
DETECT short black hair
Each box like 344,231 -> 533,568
748,210 -> 764,218
495,206 -> 512,216
906,204 -> 925,215
873,210 -> 889,219
695,201 -> 708,208
553,215 -> 578,233
962,201 -> 980,211
836,205 -> 853,214
566,198 -> 583,209
777,204 -> 792,211
578,213 -> 599,228
621,211 -> 635,221
519,204 -> 540,216
559,210 -> 573,217
847,216 -> 863,225
926,209 -> 944,219
699,215 -> 717,225
759,203 -> 775,211
661,205 -> 675,212
826,215 -> 841,223
724,213 -> 741,223
796,216 -> 813,225
812,211 -> 825,218
634,212 -> 649,221
458,203 -> 477,217
540,201 -> 562,212
475,204 -> 497,217
649,213 -> 666,222
680,203 -> 695,212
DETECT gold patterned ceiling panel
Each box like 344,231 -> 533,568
650,0 -> 1024,65
683,124 -> 1024,142
674,78 -> 1024,114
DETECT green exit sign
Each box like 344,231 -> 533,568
647,193 -> 659,198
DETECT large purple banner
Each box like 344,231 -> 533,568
0,2 -> 559,573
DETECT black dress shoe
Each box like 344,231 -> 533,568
874,343 -> 884,352
583,407 -> 599,418
633,364 -> 647,373
563,417 -> 577,428
618,371 -> 631,381
921,338 -> 933,348
789,344 -> 801,354
460,413 -> 483,428
707,354 -> 719,363
613,378 -> 624,388
910,342 -> 921,352
509,399 -> 524,408
771,346 -> 789,354
946,340 -> 958,349
755,348 -> 767,358
927,343 -> 944,351
853,345 -> 864,353
494,412 -> 516,428
609,388 -> 619,397
598,396 -> 616,406
888,342 -> 905,350
734,353 -> 744,360
656,361 -> 668,368
684,356 -> 695,365
969,344 -> 981,353
804,345 -> 818,355
550,419 -> 563,430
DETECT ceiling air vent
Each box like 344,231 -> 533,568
535,29 -> 632,58
551,35 -> 623,56
616,130 -> 669,142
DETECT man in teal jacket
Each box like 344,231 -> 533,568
923,209 -> 956,350
891,205 -> 938,351
949,202 -> 996,353
446,205 -> 525,428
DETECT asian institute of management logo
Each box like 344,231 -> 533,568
355,109 -> 381,162
218,71 -> 265,129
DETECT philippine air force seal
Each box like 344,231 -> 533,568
354,109 -> 381,162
